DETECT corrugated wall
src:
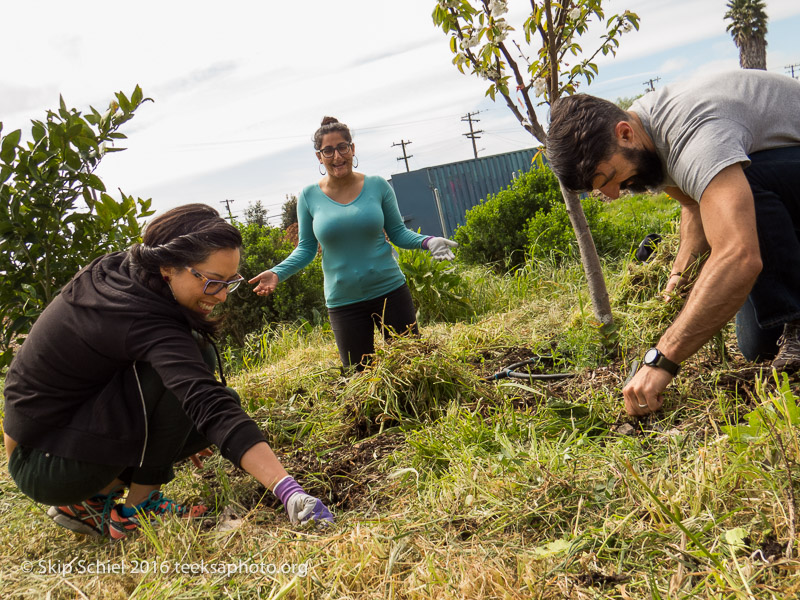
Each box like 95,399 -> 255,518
391,148 -> 541,238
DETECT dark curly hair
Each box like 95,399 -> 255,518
547,94 -> 630,192
312,116 -> 352,150
129,203 -> 242,334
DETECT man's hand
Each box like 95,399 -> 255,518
623,366 -> 672,416
248,270 -> 279,296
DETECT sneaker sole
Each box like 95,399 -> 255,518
47,507 -> 103,537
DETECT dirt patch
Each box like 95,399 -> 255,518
575,570 -> 630,587
231,433 -> 405,513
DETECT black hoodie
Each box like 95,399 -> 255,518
3,252 -> 265,467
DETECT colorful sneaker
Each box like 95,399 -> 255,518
134,490 -> 208,519
773,321 -> 800,371
108,505 -> 139,540
47,492 -> 121,537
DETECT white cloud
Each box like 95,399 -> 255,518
2,0 -> 799,216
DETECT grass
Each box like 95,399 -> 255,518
1,196 -> 799,598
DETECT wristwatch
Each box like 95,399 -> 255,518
643,347 -> 680,376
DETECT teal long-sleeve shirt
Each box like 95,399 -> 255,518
271,175 -> 427,308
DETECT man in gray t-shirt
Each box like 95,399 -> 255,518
546,69 -> 800,417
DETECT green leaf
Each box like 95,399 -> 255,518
532,538 -> 571,558
115,92 -> 131,113
82,173 -> 106,192
0,129 -> 22,163
131,85 -> 143,107
724,527 -> 749,550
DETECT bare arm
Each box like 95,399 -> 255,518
4,433 -> 17,461
658,165 -> 761,360
624,164 -> 761,415
239,441 -> 289,492
663,186 -> 711,294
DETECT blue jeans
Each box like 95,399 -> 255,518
735,146 -> 800,360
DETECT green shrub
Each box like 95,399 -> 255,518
217,222 -> 325,346
527,193 -> 680,262
397,248 -> 473,324
453,165 -> 562,269
0,87 -> 153,368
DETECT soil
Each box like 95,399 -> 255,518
225,433 -> 405,513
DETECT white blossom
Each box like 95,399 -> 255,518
461,32 -> 480,49
621,20 -> 633,32
568,7 -> 581,20
488,0 -> 508,18
532,77 -> 547,97
455,53 -> 468,67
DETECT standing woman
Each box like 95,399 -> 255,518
3,204 -> 332,539
249,117 -> 457,367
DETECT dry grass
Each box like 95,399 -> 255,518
2,228 -> 800,599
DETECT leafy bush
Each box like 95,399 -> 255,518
453,165 -> 562,269
217,222 -> 325,346
397,248 -> 472,324
527,193 -> 680,262
0,87 -> 154,368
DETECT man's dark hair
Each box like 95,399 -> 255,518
547,94 -> 630,192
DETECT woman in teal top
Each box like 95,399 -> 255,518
249,116 -> 457,367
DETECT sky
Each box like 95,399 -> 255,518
2,0 -> 799,224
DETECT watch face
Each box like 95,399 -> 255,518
644,348 -> 659,364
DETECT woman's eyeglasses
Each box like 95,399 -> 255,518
186,267 -> 245,295
319,142 -> 352,158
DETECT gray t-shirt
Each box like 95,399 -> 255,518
630,70 -> 800,201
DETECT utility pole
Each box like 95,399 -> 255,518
392,139 -> 413,172
643,77 -> 661,93
461,111 -> 483,159
220,199 -> 235,221
786,64 -> 800,79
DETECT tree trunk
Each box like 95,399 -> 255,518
739,36 -> 767,70
558,182 -> 613,326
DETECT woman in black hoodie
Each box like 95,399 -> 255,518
3,204 -> 332,539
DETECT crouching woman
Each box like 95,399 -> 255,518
2,204 -> 331,539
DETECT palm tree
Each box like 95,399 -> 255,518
724,0 -> 768,70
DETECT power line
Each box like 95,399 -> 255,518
461,111 -> 483,159
392,139 -> 413,172
786,64 -> 800,79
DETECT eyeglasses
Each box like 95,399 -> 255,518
186,267 -> 245,295
319,142 -> 352,158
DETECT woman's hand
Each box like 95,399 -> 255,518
248,270 -> 279,296
424,237 -> 458,261
189,447 -> 213,469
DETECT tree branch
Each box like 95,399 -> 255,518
544,0 -> 560,101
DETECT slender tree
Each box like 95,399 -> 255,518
245,200 -> 269,227
724,0 -> 768,70
433,0 -> 638,332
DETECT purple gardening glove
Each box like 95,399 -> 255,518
422,236 -> 458,260
273,476 -> 334,525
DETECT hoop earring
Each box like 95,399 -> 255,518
352,155 -> 359,168
319,163 -> 326,175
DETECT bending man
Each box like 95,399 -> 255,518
546,69 -> 800,416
